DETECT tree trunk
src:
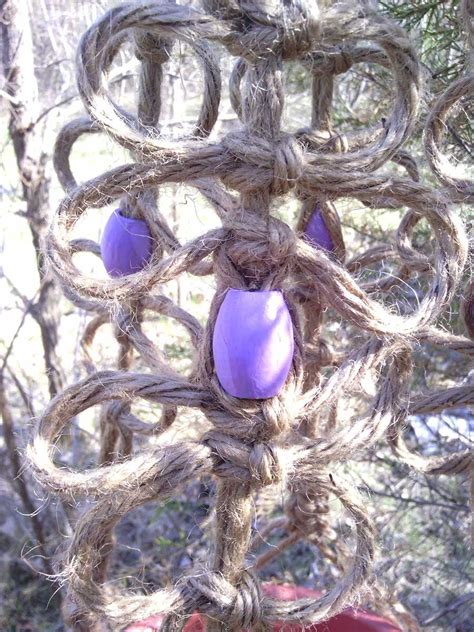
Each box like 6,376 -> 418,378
0,373 -> 53,575
1,0 -> 63,399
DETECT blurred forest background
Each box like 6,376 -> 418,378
0,0 -> 473,631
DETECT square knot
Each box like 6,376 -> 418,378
221,131 -> 305,196
276,0 -> 321,60
172,570 -> 263,628
205,431 -> 282,487
221,215 -> 296,281
210,0 -> 320,61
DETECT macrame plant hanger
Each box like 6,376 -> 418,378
28,1 -> 473,631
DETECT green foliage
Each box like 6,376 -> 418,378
380,0 -> 467,89
0,558 -> 62,631
382,1 -> 472,160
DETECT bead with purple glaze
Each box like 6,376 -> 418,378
212,289 -> 294,399
101,209 -> 153,277
304,205 -> 334,252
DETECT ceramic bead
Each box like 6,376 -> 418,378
304,205 -> 334,252
213,289 -> 294,399
101,209 -> 153,277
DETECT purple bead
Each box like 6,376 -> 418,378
212,289 -> 294,399
304,205 -> 334,252
101,209 -> 153,277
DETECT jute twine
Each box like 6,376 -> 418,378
27,1 -> 473,630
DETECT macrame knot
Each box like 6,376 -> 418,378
307,48 -> 354,76
221,130 -> 305,195
176,570 -> 262,628
134,32 -> 170,65
249,441 -> 282,486
296,128 -> 349,153
229,214 -> 295,261
220,130 -> 269,193
205,430 -> 282,486
276,0 -> 321,60
220,0 -> 320,61
271,134 -> 305,194
266,214 -> 297,261
216,215 -> 295,288
285,482 -> 331,538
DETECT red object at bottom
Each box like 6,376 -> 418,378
126,584 -> 400,631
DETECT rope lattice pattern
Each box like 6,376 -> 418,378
28,1 -> 473,630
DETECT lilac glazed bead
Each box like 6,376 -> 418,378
304,205 -> 335,252
101,209 -> 153,277
212,289 -> 295,399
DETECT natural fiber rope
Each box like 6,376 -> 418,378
28,1 -> 473,630
424,0 -> 473,203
